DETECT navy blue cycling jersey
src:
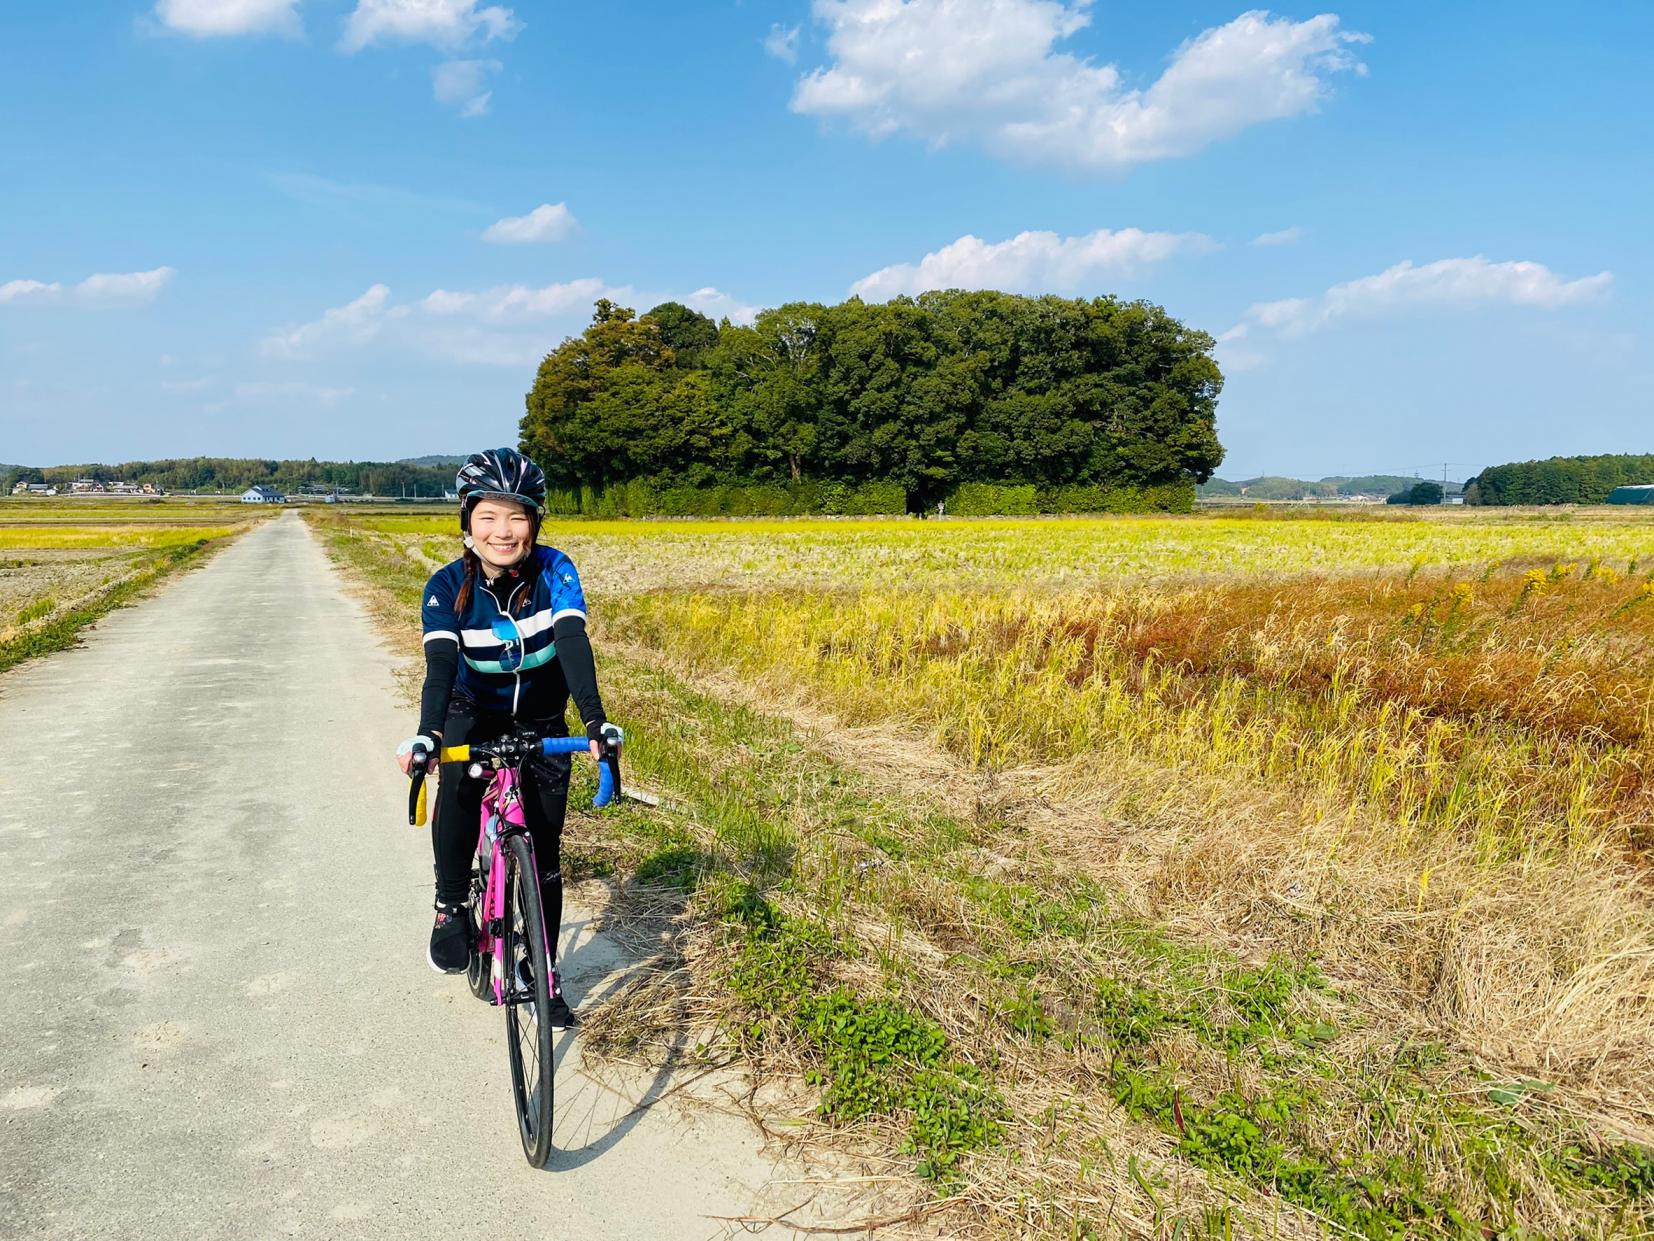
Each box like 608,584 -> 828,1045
420,545 -> 587,717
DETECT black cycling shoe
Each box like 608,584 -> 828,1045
513,958 -> 579,1029
545,989 -> 579,1030
427,903 -> 471,974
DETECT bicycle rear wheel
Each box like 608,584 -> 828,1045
501,832 -> 555,1166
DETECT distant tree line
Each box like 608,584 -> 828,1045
2,458 -> 455,497
520,292 -> 1225,513
1386,481 -> 1445,506
1198,474 -> 1447,501
1465,454 -> 1654,505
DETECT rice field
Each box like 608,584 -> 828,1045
313,505 -> 1654,1239
351,507 -> 1654,592
0,499 -> 265,671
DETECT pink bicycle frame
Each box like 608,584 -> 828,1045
477,767 -> 557,1006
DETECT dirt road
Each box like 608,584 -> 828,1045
0,513 -> 810,1240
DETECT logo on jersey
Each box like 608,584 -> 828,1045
428,594 -> 439,605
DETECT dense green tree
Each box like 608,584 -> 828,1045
1468,454 -> 1654,505
1387,481 -> 1445,505
520,301 -> 675,488
644,302 -> 719,370
520,290 -> 1226,512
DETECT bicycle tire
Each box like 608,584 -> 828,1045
501,832 -> 555,1166
465,863 -> 491,1002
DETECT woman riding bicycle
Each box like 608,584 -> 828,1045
394,447 -> 608,1028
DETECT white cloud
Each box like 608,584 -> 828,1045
481,202 -> 577,244
0,268 -> 175,307
262,284 -> 395,357
420,277 -> 621,321
1251,226 -> 1303,247
340,0 -> 520,51
850,227 -> 1216,300
153,0 -> 300,37
682,287 -> 760,326
792,2 -> 1368,171
432,58 -> 501,116
0,279 -> 63,304
765,23 -> 801,64
76,267 -> 178,305
262,277 -> 759,366
1228,257 -> 1613,340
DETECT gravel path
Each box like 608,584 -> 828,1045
0,513 -> 815,1241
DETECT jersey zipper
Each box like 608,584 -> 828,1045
479,575 -> 530,716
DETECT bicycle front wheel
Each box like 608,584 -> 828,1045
501,832 -> 555,1166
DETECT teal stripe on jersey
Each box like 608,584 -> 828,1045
463,642 -> 556,676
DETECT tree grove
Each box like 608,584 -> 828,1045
521,291 -> 1225,513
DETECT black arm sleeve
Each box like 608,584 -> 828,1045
552,614 -> 606,731
417,640 -> 460,739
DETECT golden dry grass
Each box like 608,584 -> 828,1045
312,506 -> 1654,1237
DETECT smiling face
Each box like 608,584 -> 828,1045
468,497 -> 534,571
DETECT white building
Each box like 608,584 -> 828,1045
241,485 -> 286,504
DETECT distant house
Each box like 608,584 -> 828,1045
241,485 -> 286,504
10,482 -> 56,496
1607,484 -> 1654,506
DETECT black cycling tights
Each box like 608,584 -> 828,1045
431,706 -> 569,932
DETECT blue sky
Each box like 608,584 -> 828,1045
2,0 -> 1649,479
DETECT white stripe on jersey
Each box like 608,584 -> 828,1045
460,605 -> 554,647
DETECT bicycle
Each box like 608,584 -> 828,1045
407,723 -> 623,1167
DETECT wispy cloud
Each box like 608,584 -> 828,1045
432,58 -> 501,117
851,227 -> 1216,300
792,2 -> 1369,172
1,267 -> 176,307
420,278 -> 622,321
234,381 -> 355,407
481,202 -> 577,244
340,0 -> 520,52
262,284 -> 397,358
152,0 -> 300,38
1250,226 -> 1304,247
266,171 -> 486,216
682,287 -> 760,326
260,275 -> 759,365
764,23 -> 800,64
1223,256 -> 1613,343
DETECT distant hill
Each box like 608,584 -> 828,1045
397,455 -> 467,467
1198,474 -> 1456,501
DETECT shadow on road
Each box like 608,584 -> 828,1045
540,903 -> 696,1172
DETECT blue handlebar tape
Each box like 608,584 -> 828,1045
541,735 -> 617,808
540,736 -> 590,755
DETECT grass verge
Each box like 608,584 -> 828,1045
311,512 -> 1654,1239
0,538 -> 225,676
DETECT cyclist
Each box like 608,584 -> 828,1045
394,447 -> 609,1028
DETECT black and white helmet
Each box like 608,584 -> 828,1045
455,448 -> 547,531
